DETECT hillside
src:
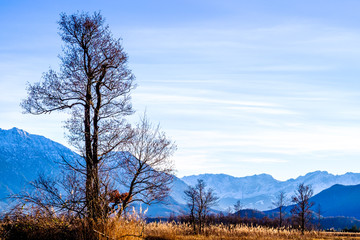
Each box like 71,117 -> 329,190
266,183 -> 360,219
262,183 -> 360,229
0,127 -> 77,199
311,184 -> 360,219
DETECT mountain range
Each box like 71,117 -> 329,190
1,127 -> 360,222
180,171 -> 360,211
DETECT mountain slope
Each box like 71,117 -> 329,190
311,184 -> 360,219
261,183 -> 360,229
265,183 -> 360,219
0,127 -> 77,199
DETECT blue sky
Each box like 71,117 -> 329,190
1,0 -> 360,180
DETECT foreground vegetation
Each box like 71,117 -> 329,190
146,222 -> 360,240
2,211 -> 360,240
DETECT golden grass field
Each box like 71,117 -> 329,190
143,222 -> 360,240
2,213 -> 360,240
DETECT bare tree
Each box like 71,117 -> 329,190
13,169 -> 86,218
273,191 -> 287,228
184,185 -> 197,233
233,200 -> 242,214
110,115 -> 176,215
315,204 -> 322,231
12,115 -> 176,220
184,179 -> 219,233
21,11 -> 135,229
291,183 -> 314,233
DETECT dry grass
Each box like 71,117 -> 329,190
0,214 -> 80,240
96,211 -> 146,240
0,215 -> 145,240
2,212 -> 360,240
144,222 -> 360,240
0,207 -> 148,240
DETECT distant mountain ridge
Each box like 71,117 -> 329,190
182,171 -> 360,210
1,127 -> 360,218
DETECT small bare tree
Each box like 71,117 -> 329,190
11,115 -> 176,220
273,191 -> 287,228
291,183 -> 314,233
12,169 -> 86,218
184,179 -> 219,233
315,204 -> 322,231
233,200 -> 242,214
184,185 -> 197,233
110,115 -> 176,215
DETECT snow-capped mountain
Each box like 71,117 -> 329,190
0,127 -> 77,199
181,171 -> 360,211
1,127 -> 360,216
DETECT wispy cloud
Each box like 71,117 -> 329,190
228,106 -> 298,115
172,125 -> 360,153
237,158 -> 288,163
134,93 -> 278,107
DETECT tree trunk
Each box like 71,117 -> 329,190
84,81 -> 101,240
301,211 -> 305,234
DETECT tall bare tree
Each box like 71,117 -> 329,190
184,179 -> 219,233
21,11 -> 135,224
273,191 -> 287,228
291,183 -> 314,233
